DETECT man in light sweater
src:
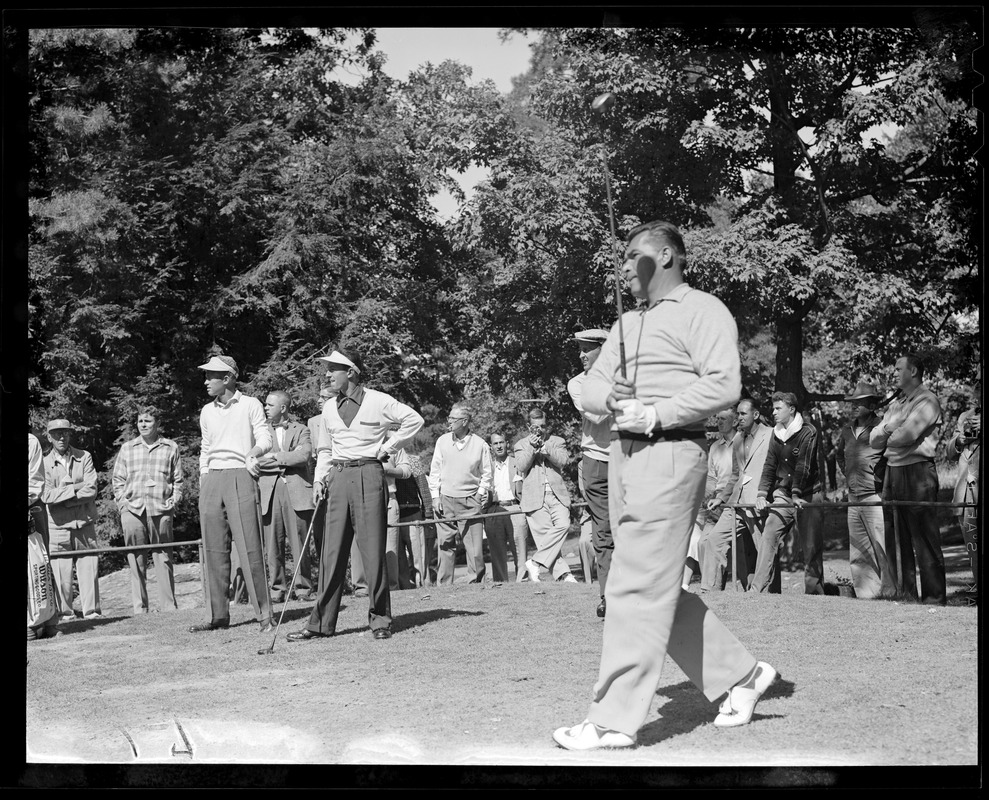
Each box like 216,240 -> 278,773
567,328 -> 613,615
428,404 -> 493,584
870,353 -> 945,604
287,348 -> 423,641
554,220 -> 775,751
192,354 -> 274,634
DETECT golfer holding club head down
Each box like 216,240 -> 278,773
553,220 -> 779,751
286,347 -> 423,642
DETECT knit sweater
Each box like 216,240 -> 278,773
427,432 -> 492,499
758,422 -> 821,501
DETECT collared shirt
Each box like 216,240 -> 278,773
199,389 -> 272,474
491,457 -> 517,503
29,434 -> 45,505
427,431 -> 493,500
706,434 -> 734,497
837,414 -> 885,496
567,371 -> 611,461
869,383 -> 941,467
582,283 -> 741,430
112,435 -> 184,516
313,386 -> 424,484
43,446 -> 99,529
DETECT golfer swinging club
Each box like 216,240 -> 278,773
553,220 -> 779,750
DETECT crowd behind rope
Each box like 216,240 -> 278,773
26,348 -> 981,643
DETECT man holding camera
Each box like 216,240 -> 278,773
515,408 -> 577,583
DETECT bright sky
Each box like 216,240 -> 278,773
370,28 -> 534,220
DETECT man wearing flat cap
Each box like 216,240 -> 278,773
43,419 -> 102,619
836,381 -> 896,599
192,354 -> 274,633
567,329 -> 614,617
287,346 -> 423,642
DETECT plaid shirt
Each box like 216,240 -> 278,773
112,435 -> 184,516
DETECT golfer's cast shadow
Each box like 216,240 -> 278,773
259,605 -> 484,636
637,676 -> 795,746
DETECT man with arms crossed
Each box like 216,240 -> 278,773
554,221 -> 777,750
192,354 -> 274,633
869,354 -> 945,603
287,348 -> 423,641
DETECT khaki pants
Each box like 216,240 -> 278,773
587,438 -> 756,737
49,523 -> 101,618
437,494 -> 485,584
120,509 -> 177,613
526,487 -> 573,580
847,493 -> 896,599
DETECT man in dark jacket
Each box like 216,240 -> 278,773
752,392 -> 825,594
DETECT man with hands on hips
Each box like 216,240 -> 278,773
553,220 -> 777,751
287,347 -> 423,642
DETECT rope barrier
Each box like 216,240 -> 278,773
44,497 -> 977,558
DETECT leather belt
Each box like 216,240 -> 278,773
331,458 -> 382,470
612,428 -> 707,443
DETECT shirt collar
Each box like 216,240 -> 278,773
214,389 -> 243,409
646,282 -> 692,308
337,384 -> 365,406
903,383 -> 925,402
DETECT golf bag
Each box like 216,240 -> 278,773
27,509 -> 60,629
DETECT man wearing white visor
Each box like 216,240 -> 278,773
192,354 -> 274,634
287,347 -> 423,642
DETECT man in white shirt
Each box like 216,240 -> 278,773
428,405 -> 493,584
287,347 -> 423,641
192,354 -> 274,634
484,431 -> 528,582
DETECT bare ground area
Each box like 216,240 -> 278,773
21,536 -> 980,787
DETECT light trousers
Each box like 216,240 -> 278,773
437,494 -> 485,584
527,486 -> 573,579
750,494 -> 825,595
698,507 -> 762,592
120,509 -> 177,613
847,492 -> 895,599
49,523 -> 101,617
587,438 -> 755,737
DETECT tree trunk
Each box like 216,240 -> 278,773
774,316 -> 807,405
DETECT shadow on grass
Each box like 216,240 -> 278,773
638,677 -> 796,745
393,607 -> 485,633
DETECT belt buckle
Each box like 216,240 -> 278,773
335,463 -> 343,472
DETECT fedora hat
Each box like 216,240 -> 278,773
844,381 -> 881,401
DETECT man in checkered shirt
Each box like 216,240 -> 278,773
112,405 -> 184,614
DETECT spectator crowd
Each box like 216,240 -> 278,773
27,347 -> 980,643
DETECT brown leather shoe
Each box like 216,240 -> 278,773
189,620 -> 229,633
372,628 -> 393,640
285,629 -> 331,642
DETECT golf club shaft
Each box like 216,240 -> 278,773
263,494 -> 325,654
600,147 -> 627,378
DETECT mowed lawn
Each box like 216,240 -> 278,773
24,528 -> 979,779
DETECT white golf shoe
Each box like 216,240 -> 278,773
714,661 -> 779,727
553,720 -> 636,751
525,559 -> 541,582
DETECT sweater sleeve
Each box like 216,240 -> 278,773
790,426 -> 819,500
